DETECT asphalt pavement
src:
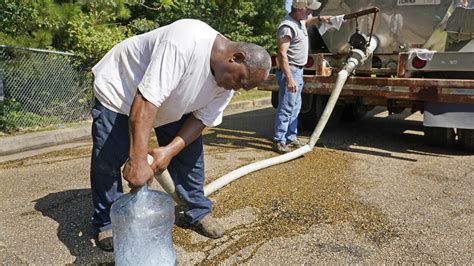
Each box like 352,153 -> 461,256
0,105 -> 473,264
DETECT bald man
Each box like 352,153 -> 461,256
90,19 -> 271,251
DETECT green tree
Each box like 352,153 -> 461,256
1,0 -> 55,47
129,0 -> 285,53
1,0 -> 286,64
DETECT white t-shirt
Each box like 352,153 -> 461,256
92,19 -> 234,128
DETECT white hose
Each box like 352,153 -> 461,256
203,67 -> 352,197
308,69 -> 350,148
147,154 -> 182,204
204,38 -> 378,197
204,145 -> 312,196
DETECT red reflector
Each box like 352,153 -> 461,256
412,56 -> 427,69
305,56 -> 314,68
271,56 -> 277,67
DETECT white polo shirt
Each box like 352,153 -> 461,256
92,19 -> 233,128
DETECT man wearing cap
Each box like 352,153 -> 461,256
273,0 -> 332,153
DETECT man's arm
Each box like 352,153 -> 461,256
148,114 -> 205,174
305,15 -> 333,27
277,36 -> 297,93
123,91 -> 206,189
122,91 -> 158,188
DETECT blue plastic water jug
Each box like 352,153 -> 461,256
110,184 -> 177,265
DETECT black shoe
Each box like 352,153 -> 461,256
174,205 -> 192,228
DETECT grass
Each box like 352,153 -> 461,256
0,120 -> 91,137
230,88 -> 271,103
1,89 -> 271,136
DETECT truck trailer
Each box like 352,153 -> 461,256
259,0 -> 474,152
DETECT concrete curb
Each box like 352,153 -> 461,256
224,97 -> 272,113
0,126 -> 91,156
0,98 -> 271,156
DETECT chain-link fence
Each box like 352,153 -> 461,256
0,45 -> 93,134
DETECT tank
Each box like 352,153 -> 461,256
264,0 -> 474,152
316,0 -> 453,53
110,185 -> 177,265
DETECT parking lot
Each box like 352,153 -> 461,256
0,106 -> 472,264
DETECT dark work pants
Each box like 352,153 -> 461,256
90,100 -> 212,232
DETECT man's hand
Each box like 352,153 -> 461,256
306,15 -> 333,27
148,147 -> 174,174
122,158 -> 154,189
319,15 -> 333,24
148,114 -> 206,179
287,77 -> 297,93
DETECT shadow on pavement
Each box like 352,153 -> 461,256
34,189 -> 113,264
206,107 -> 470,160
320,112 -> 470,159
205,108 -> 275,151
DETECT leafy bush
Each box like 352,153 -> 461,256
1,0 -> 287,63
0,0 -> 288,133
66,14 -> 129,66
1,98 -> 61,133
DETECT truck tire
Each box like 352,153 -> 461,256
458,129 -> 474,152
298,95 -> 343,131
341,103 -> 368,122
272,92 -> 313,113
271,91 -> 279,108
424,126 -> 455,147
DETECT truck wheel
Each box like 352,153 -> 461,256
298,95 -> 343,131
424,126 -> 455,147
342,103 -> 368,122
298,106 -> 319,131
458,129 -> 474,152
271,91 -> 279,108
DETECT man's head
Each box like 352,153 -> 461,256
212,38 -> 271,91
290,0 -> 321,19
292,0 -> 321,10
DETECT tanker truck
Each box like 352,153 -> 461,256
259,0 -> 474,152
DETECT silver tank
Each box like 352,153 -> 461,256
317,0 -> 453,54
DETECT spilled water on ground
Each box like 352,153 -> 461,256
1,131 -> 397,264
172,148 -> 397,263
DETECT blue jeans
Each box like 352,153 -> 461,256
90,100 -> 211,232
273,67 -> 304,143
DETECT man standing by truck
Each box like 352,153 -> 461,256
273,0 -> 332,153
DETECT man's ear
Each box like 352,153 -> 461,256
231,52 -> 245,63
